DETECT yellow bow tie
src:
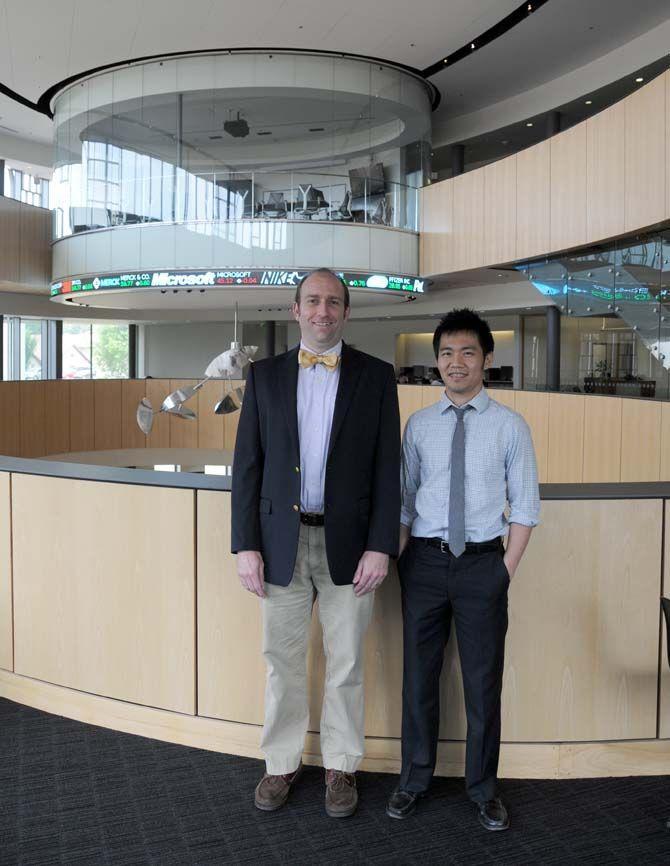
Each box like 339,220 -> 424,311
298,349 -> 340,370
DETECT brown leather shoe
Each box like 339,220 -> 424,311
254,764 -> 303,811
325,769 -> 358,818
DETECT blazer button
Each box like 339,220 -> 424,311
295,466 -> 300,473
293,504 -> 299,512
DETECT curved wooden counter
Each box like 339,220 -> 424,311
0,454 -> 669,779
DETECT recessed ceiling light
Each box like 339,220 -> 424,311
309,127 -> 325,132
500,139 -> 509,145
526,122 -> 533,127
257,131 -> 272,136
470,42 -> 475,50
635,76 -> 644,83
585,100 -> 592,105
497,273 -> 504,277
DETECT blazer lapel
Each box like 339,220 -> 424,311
327,342 -> 363,459
278,346 -> 300,458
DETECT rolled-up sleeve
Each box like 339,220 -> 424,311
400,418 -> 420,528
505,417 -> 540,527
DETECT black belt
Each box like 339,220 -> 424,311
415,537 -> 503,554
300,512 -> 324,526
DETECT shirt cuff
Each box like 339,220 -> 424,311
507,511 -> 540,527
400,509 -> 416,527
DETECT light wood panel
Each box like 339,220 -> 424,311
483,155 -> 517,265
197,380 -> 225,449
121,380 -> 148,450
547,393 -> 585,483
667,69 -> 670,221
0,197 -> 21,283
452,169 -> 485,271
69,380 -> 95,452
19,381 -> 46,458
582,396 -> 622,483
661,402 -> 670,481
6,670 -> 670,778
0,475 -> 11,671
488,388 -> 515,410
586,100 -> 626,240
93,380 -> 123,451
624,74 -> 667,232
503,499 -> 661,741
421,385 -> 443,408
19,203 -> 51,286
660,501 -> 670,738
550,123 -> 587,251
12,474 -> 196,713
513,390 -> 549,482
398,384 -> 423,434
0,382 -> 20,456
169,380 -> 199,449
44,380 -> 70,456
620,398 -> 661,482
515,139 -> 551,260
420,179 -> 453,275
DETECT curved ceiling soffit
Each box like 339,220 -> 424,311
0,0 -> 554,121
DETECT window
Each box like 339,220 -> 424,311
62,322 -> 130,379
4,165 -> 51,208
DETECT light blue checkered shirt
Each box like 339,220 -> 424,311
401,387 -> 540,542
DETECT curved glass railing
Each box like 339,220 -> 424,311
52,162 -> 420,239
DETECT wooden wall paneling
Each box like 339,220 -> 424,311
661,402 -> 670,481
398,385 -> 423,435
504,499 -> 661,741
168,380 -> 199,449
620,398 -> 661,482
93,380 -> 123,451
0,474 -> 12,671
660,500 -> 670,738
0,197 -> 21,282
586,101 -> 626,241
421,385 -> 443,408
513,391 -> 549,482
420,180 -> 453,276
582,396 -> 623,483
624,74 -> 667,232
19,380 -> 46,457
516,140 -> 551,260
19,204 -> 51,286
44,380 -> 71,456
483,155 -> 517,265
197,380 -> 225,449
121,380 -> 148,450
489,388 -> 515,410
69,381 -> 95,452
146,379 -> 171,448
547,393 -> 585,483
0,382 -> 20,456
12,475 -> 196,713
452,170 -> 485,271
667,69 -> 670,220
550,123 -> 587,251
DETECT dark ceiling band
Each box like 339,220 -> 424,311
422,0 -> 552,78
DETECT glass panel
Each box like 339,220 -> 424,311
659,229 -> 670,400
92,324 -> 129,379
62,322 -> 92,378
20,320 -> 43,380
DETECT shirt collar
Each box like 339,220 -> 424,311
299,340 -> 342,357
439,386 -> 490,415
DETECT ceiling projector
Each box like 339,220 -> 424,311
223,113 -> 250,138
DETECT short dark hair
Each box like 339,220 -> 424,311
294,268 -> 350,308
432,308 -> 495,358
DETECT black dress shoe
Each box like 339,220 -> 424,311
386,788 -> 423,819
477,797 -> 509,831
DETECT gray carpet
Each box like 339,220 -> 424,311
1,697 -> 669,865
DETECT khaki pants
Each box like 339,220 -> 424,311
261,523 -> 374,774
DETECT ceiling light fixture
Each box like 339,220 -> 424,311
470,42 -> 475,49
585,100 -> 592,105
526,122 -> 533,127
635,76 -> 644,83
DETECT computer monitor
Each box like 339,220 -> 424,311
348,163 -> 386,197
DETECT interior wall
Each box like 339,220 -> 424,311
143,322 -> 235,378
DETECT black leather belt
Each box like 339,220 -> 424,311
415,537 -> 503,554
300,512 -> 325,526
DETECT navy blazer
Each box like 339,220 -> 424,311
231,342 -> 401,586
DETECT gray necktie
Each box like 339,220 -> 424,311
448,405 -> 472,557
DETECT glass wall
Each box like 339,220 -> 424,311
52,52 -> 432,238
520,229 -> 670,399
62,322 -> 130,379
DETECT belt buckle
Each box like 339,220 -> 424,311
440,540 -> 449,554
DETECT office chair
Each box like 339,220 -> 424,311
662,597 -> 670,829
261,192 -> 287,219
327,190 -> 353,221
296,184 -> 328,219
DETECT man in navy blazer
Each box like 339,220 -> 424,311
232,267 -> 400,817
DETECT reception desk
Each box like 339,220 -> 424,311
1,453 -> 669,779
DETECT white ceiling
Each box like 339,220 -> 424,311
1,0 -> 668,154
